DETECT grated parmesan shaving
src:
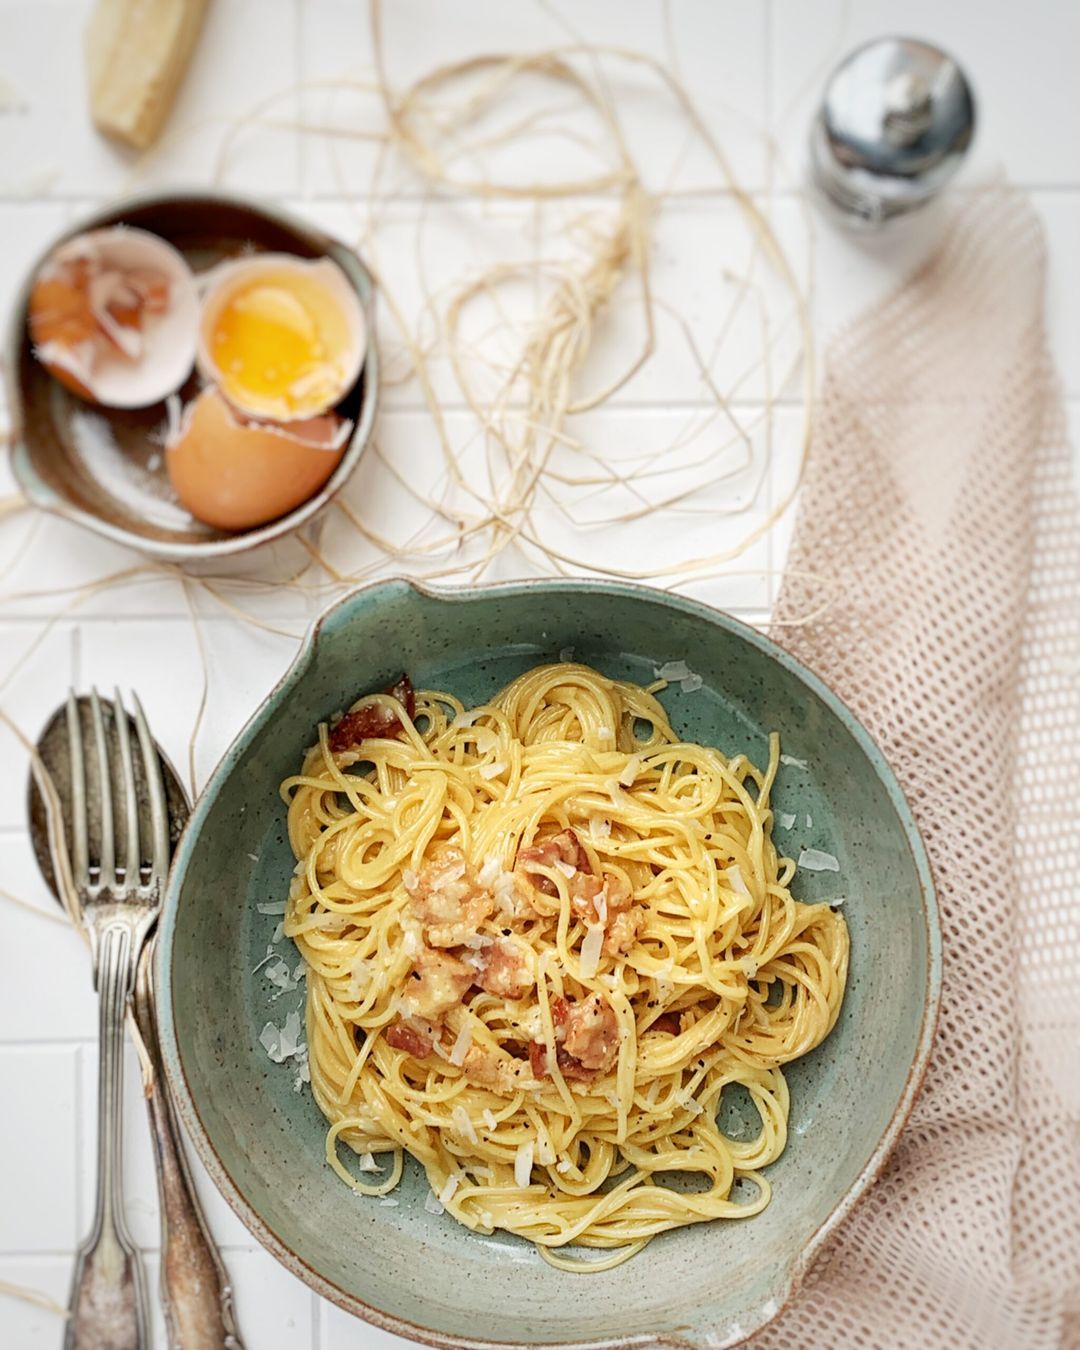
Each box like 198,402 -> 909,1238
257,900 -> 287,915
619,754 -> 642,788
452,1105 -> 478,1143
595,890 -> 608,924
478,856 -> 501,888
438,1172 -> 461,1205
559,646 -> 574,662
798,847 -> 840,873
247,852 -> 260,863
780,754 -> 808,769
479,761 -> 505,780
555,1159 -> 572,1174
554,859 -> 577,879
597,725 -> 614,740
258,1009 -> 304,1064
655,660 -> 690,681
402,868 -> 419,892
379,1197 -> 399,1207
725,865 -> 751,896
272,922 -> 285,944
514,1141 -> 535,1188
590,817 -> 612,840
777,812 -> 796,830
449,1020 -> 473,1065
680,673 -> 704,693
423,1190 -> 445,1215
580,922 -> 605,978
806,813 -> 813,828
538,1137 -> 555,1165
356,1152 -> 380,1173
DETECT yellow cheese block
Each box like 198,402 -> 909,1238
85,0 -> 210,151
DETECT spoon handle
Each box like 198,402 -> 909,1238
133,945 -> 244,1349
66,921 -> 149,1350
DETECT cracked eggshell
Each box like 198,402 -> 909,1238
195,253 -> 367,423
27,226 -> 198,408
165,385 -> 351,532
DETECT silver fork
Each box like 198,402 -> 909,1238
65,688 -> 165,1349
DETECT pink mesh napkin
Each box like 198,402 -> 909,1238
758,190 -> 1080,1348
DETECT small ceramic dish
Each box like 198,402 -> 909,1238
156,578 -> 941,1349
5,190 -> 378,561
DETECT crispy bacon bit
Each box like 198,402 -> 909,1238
569,870 -> 632,922
529,1038 -> 597,1083
328,673 -> 416,752
516,829 -> 591,896
405,849 -> 494,948
530,993 -> 618,1080
399,947 -> 473,1021
560,993 -> 619,1072
650,1013 -> 681,1036
385,1022 -> 432,1057
604,906 -> 645,956
473,940 -> 533,1000
461,1045 -> 524,1095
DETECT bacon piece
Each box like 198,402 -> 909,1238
604,906 -> 645,956
569,870 -> 633,922
516,829 -> 591,897
399,947 -> 473,1021
530,993 -> 618,1080
385,1022 -> 432,1057
328,673 -> 416,752
560,993 -> 619,1072
473,940 -> 533,1000
405,850 -> 494,948
461,1045 -> 530,1095
529,1039 -> 597,1083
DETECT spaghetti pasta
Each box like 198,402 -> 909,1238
280,663 -> 849,1268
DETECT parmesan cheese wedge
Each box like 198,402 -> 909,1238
85,0 -> 210,150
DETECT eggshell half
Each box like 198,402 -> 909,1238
28,226 -> 198,409
165,386 -> 351,531
196,253 -> 367,421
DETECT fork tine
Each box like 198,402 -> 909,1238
89,688 -> 115,888
113,689 -> 141,889
66,690 -> 89,885
132,693 -> 169,888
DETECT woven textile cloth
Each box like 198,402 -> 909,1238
758,191 -> 1080,1348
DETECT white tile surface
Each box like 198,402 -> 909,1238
0,3 -> 1078,1347
0,1046 -> 79,1253
0,1256 -> 69,1343
0,622 -> 75,827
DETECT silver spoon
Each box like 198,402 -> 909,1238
29,692 -> 242,1349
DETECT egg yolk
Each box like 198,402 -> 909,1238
208,269 -> 351,419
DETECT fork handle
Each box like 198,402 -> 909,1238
67,923 -> 149,1350
132,949 -> 244,1349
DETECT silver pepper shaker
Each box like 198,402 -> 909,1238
810,36 -> 976,227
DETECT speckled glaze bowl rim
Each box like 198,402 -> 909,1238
4,187 -> 380,562
155,576 -> 942,1350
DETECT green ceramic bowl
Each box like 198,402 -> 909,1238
156,578 -> 940,1348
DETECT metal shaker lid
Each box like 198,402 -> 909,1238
811,36 -> 976,224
